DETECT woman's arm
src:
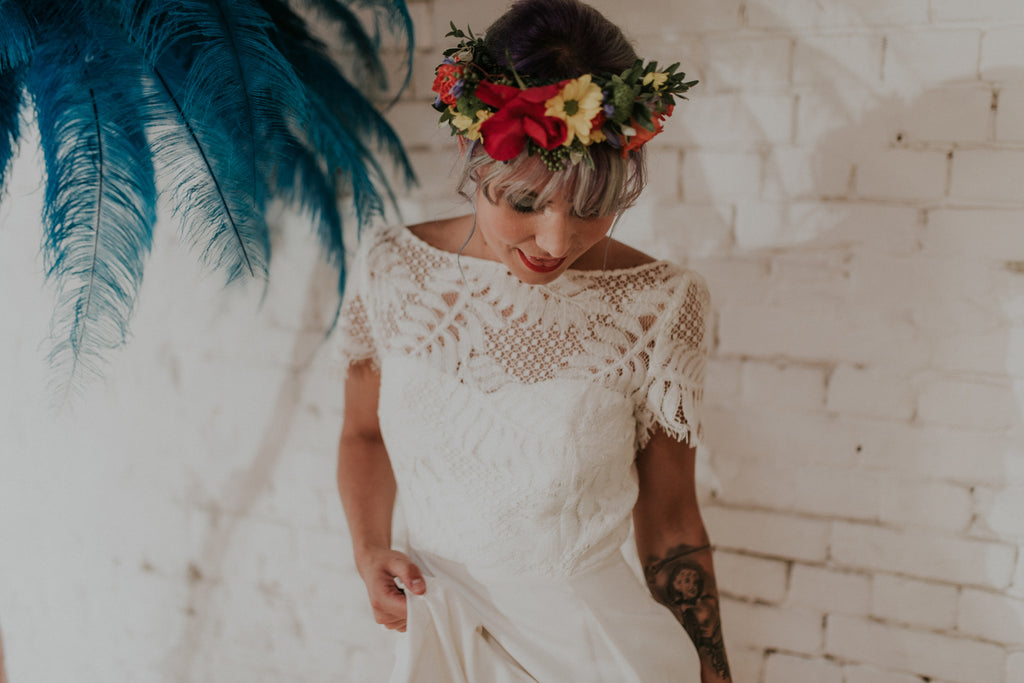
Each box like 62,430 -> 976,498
633,427 -> 732,683
338,360 -> 424,632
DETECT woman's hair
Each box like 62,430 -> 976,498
455,0 -> 646,217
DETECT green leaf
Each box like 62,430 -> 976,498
633,104 -> 654,131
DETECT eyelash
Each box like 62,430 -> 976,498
506,197 -> 600,220
508,196 -> 538,214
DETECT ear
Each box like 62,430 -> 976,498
457,136 -> 469,154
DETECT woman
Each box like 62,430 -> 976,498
337,1 -> 731,680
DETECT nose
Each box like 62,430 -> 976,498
533,209 -> 572,258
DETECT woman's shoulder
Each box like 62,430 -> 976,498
581,240 -> 704,294
406,215 -> 476,254
354,219 -> 467,265
595,239 -> 657,271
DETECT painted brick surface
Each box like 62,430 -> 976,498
786,565 -> 872,617
831,522 -> 1017,589
957,589 -> 1024,645
870,575 -> 959,631
764,653 -> 843,683
826,364 -> 916,420
854,149 -> 949,201
951,150 -> 1024,202
714,551 -> 790,604
995,86 -> 1024,142
704,506 -> 831,563
882,31 -> 981,89
826,615 -> 1007,683
3,0 -> 1024,682
721,599 -> 823,655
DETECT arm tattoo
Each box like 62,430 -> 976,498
644,543 -> 731,680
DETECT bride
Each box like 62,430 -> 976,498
336,1 -> 731,680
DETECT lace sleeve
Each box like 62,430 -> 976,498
637,271 -> 711,449
336,233 -> 379,371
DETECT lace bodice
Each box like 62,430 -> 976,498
338,224 -> 709,578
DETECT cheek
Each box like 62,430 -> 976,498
483,213 -> 533,247
580,218 -> 614,245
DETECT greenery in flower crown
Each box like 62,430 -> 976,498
431,23 -> 698,171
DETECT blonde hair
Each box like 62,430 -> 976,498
455,141 -> 647,217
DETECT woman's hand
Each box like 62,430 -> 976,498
357,548 -> 426,632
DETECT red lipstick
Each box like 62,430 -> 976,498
518,249 -> 566,273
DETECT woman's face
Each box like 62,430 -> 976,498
672,567 -> 702,601
472,182 -> 615,286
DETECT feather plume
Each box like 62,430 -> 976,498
302,0 -> 414,97
276,132 -> 344,267
262,1 -> 413,189
0,68 -> 23,193
27,2 -> 157,389
0,0 -> 415,394
146,61 -> 270,283
255,0 -> 412,293
124,0 -> 311,281
0,0 -> 31,193
0,0 -> 34,71
270,7 -> 413,182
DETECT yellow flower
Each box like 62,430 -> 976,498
643,71 -> 668,90
467,110 -> 492,141
450,107 -> 472,131
449,108 -> 491,141
544,74 -> 603,145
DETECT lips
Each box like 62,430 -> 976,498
517,249 -> 566,273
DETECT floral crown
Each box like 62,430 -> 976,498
431,24 -> 698,171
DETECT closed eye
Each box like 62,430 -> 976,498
572,207 -> 607,220
507,194 -> 540,214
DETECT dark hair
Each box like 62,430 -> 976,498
457,0 -> 646,217
484,0 -> 639,79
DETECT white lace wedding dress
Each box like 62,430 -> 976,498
338,224 -> 709,682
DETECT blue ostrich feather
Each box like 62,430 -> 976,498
125,0 -> 311,280
0,0 -> 415,392
0,0 -> 31,194
0,67 -> 23,194
26,2 -> 157,389
262,0 -> 413,201
146,60 -> 271,284
256,0 -> 413,302
276,131 -> 344,266
271,8 -> 413,185
0,0 -> 34,71
302,0 -> 414,98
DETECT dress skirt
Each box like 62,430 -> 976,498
389,550 -> 701,683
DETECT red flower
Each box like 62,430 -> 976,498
475,81 -> 568,161
432,63 -> 463,106
621,105 -> 673,157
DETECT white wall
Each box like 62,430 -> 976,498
2,1 -> 1024,682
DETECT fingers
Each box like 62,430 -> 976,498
365,551 -> 427,632
393,557 -> 426,596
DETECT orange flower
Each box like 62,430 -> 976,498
621,106 -> 673,157
432,62 -> 464,107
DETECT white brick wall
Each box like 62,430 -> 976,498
764,653 -> 843,683
786,564 -> 871,616
3,0 -> 1024,681
826,615 -> 1007,683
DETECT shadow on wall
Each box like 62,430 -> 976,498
160,252 -> 343,681
670,2 -> 1024,680
1,620 -> 8,683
